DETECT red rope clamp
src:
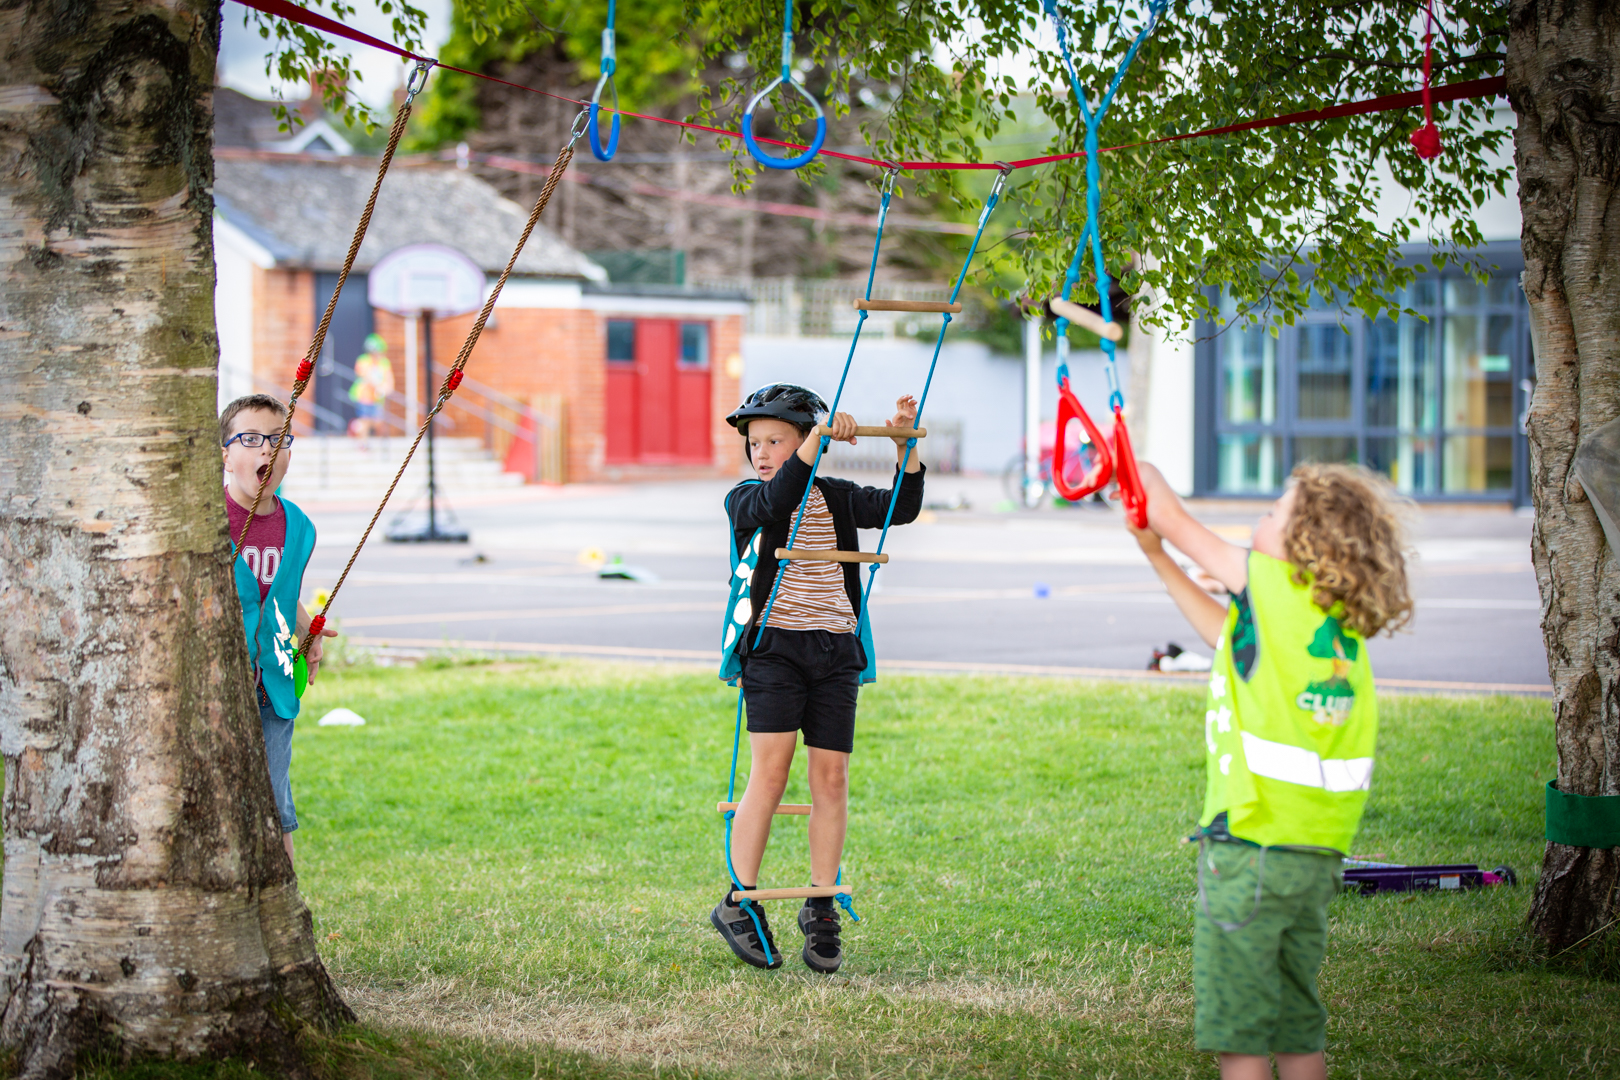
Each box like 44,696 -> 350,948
295,359 -> 313,382
443,369 -> 463,395
307,614 -> 326,637
1410,0 -> 1442,160
1052,379 -> 1113,501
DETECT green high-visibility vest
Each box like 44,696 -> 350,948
1200,551 -> 1378,853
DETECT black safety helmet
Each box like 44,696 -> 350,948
726,383 -> 829,436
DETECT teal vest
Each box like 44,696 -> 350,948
234,497 -> 316,719
720,481 -> 877,686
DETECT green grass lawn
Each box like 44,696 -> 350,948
87,661 -> 1620,1079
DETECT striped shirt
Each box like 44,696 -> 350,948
765,486 -> 858,633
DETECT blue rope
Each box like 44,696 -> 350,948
855,167 -> 1013,638
751,169 -> 899,645
1044,0 -> 1166,409
725,169 -> 1009,931
722,690 -> 775,965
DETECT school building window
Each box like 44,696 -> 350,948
1193,245 -> 1532,504
680,322 -> 709,366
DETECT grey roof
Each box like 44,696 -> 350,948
213,87 -> 290,149
213,155 -> 604,279
582,281 -> 752,302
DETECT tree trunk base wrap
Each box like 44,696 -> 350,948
1510,0 -> 1620,952
1545,782 -> 1620,849
0,2 -> 351,1076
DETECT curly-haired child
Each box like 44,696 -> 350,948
1127,461 -> 1412,1080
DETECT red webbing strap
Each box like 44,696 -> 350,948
231,0 -> 1503,173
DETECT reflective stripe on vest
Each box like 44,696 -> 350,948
1239,731 -> 1374,792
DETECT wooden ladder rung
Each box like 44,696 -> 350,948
716,801 -> 812,816
776,548 -> 888,565
1049,297 -> 1124,342
733,885 -> 849,901
852,299 -> 963,314
810,424 -> 927,440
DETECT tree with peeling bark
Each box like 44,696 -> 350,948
1509,0 -> 1620,954
0,1 -> 350,1076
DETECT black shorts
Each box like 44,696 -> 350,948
742,627 -> 865,753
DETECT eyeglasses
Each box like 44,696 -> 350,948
224,432 -> 295,449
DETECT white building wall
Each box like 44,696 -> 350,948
212,214 -> 274,409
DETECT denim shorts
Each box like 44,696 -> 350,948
258,689 -> 298,833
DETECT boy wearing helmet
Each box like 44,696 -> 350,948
711,383 -> 924,974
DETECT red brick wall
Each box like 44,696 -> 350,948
246,270 -> 744,482
250,267 -> 314,430
710,313 -> 745,475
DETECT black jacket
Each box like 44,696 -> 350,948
726,451 -> 926,633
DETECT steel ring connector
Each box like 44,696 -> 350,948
741,76 -> 826,171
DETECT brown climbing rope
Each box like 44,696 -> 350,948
232,59 -> 434,564
292,109 -> 590,661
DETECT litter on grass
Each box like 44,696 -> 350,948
317,708 -> 367,727
1149,642 -> 1212,672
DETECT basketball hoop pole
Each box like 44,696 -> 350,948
388,309 -> 468,543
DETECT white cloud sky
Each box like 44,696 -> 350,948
216,0 -> 453,107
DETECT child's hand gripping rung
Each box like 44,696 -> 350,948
809,424 -> 926,440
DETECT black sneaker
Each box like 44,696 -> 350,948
710,892 -> 783,969
798,902 -> 843,974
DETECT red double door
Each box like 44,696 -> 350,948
604,318 -> 712,464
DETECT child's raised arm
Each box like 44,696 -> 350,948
1137,462 -> 1250,595
1128,521 -> 1227,649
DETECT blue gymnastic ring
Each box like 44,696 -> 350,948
588,102 -> 619,161
588,73 -> 620,162
741,76 -> 826,170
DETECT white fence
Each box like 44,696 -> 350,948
696,276 -> 956,339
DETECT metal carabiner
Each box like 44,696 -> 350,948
879,165 -> 902,200
990,161 -> 1013,200
567,108 -> 592,149
402,58 -> 436,106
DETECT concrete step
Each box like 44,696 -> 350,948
279,435 -> 526,501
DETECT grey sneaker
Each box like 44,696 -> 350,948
710,892 -> 783,969
798,903 -> 843,974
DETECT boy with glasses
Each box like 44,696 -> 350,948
220,394 -> 337,869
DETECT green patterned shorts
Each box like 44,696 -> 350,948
1193,842 -> 1342,1055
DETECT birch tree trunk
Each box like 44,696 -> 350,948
1510,0 -> 1620,951
0,2 -> 351,1076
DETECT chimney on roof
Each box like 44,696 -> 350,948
301,69 -> 346,121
